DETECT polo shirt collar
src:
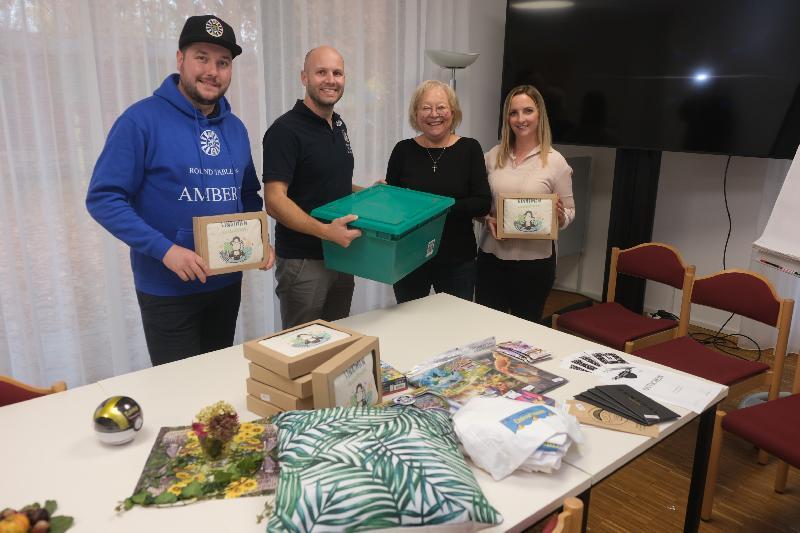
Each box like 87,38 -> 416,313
292,99 -> 342,127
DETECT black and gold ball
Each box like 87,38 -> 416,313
93,396 -> 143,445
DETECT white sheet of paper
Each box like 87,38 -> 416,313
258,324 -> 350,358
596,364 -> 725,413
206,218 -> 264,270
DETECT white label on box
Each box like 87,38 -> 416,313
333,351 -> 379,407
260,393 -> 271,402
258,324 -> 351,357
206,218 -> 265,270
426,239 -> 435,257
503,198 -> 553,236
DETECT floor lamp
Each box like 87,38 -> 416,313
425,49 -> 479,92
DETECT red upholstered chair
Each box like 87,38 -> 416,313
635,269 -> 793,407
0,375 -> 67,407
553,242 -> 695,353
701,347 -> 800,520
542,497 -> 584,533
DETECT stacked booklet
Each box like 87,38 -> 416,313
574,384 -> 679,426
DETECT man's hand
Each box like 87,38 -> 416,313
260,243 -> 276,271
324,214 -> 362,248
162,244 -> 210,283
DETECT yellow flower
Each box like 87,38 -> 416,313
167,481 -> 189,496
175,471 -> 191,480
224,477 -> 258,499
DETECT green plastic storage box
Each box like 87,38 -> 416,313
310,184 -> 455,284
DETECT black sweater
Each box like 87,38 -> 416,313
386,137 -> 491,261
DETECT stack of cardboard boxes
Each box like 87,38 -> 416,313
243,320 -> 376,416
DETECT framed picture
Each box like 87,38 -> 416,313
193,211 -> 269,275
496,193 -> 558,240
312,336 -> 382,409
243,320 -> 364,379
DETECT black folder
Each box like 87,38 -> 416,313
574,384 -> 679,426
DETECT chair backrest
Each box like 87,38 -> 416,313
608,242 -> 695,333
689,269 -> 794,396
544,497 -> 584,533
0,375 -> 67,407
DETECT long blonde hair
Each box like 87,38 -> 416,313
496,85 -> 552,168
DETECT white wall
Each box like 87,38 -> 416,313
459,1 -> 791,332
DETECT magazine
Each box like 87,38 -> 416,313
469,350 -> 566,394
408,355 -> 566,409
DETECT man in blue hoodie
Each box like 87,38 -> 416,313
86,15 -> 273,366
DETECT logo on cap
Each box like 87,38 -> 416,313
205,18 -> 224,38
200,130 -> 221,156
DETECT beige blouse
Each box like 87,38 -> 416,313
479,144 -> 575,261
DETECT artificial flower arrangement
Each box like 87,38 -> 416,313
192,401 -> 240,459
116,401 -> 279,512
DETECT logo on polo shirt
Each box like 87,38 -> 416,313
206,18 -> 224,37
341,129 -> 352,155
200,129 -> 221,156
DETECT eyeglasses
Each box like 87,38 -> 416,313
419,104 -> 451,116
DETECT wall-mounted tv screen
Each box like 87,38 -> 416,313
501,0 -> 800,159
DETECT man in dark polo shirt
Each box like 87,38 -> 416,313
263,45 -> 361,328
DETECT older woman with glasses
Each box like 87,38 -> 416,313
386,80 -> 491,304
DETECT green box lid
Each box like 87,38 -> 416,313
310,184 -> 454,237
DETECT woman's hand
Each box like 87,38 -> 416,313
485,215 -> 499,240
556,196 -> 566,227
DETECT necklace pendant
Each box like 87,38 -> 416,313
433,164 -> 437,173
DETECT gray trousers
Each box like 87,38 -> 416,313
275,257 -> 355,328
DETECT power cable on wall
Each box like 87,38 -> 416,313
688,156 -> 763,362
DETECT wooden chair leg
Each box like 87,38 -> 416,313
552,314 -> 560,331
701,410 -> 726,521
774,461 -> 790,493
758,449 -> 770,464
623,340 -> 633,353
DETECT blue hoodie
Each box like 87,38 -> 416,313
87,74 -> 263,296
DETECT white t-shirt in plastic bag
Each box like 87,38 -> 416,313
453,397 -> 583,481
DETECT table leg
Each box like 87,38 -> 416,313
684,405 -> 716,532
578,487 -> 591,533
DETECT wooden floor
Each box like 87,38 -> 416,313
540,290 -> 800,533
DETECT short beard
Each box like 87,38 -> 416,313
308,87 -> 341,110
180,78 -> 224,107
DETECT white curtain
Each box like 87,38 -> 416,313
0,0 -> 471,388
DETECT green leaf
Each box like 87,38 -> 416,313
214,470 -> 233,485
154,492 -> 178,505
44,499 -> 57,514
130,491 -> 149,505
237,454 -> 264,477
225,464 -> 241,479
49,515 -> 74,533
180,481 -> 204,499
123,498 -> 134,511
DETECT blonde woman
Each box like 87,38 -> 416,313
476,85 -> 575,322
386,80 -> 490,303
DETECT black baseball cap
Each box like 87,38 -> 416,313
179,15 -> 242,58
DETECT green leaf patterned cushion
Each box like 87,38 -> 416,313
267,407 -> 503,532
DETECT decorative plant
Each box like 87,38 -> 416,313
191,401 -> 240,459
